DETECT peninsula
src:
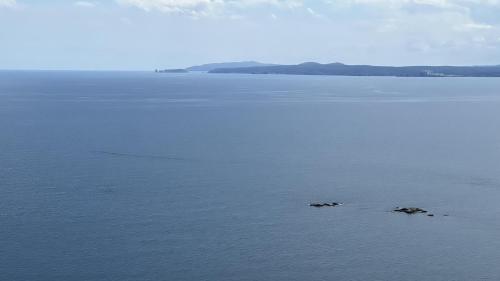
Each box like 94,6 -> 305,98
155,61 -> 500,77
208,62 -> 500,77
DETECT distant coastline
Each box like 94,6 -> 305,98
155,61 -> 274,74
156,61 -> 500,77
155,69 -> 188,74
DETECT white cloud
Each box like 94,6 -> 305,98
325,0 -> 500,57
336,0 -> 463,11
0,0 -> 16,8
116,0 -> 303,16
231,0 -> 302,8
337,0 -> 500,11
306,7 -> 324,18
114,0 -> 500,55
74,1 -> 97,8
116,0 -> 222,17
460,22 -> 493,30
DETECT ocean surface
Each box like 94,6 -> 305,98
1,71 -> 500,281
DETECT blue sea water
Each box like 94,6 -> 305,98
1,71 -> 500,281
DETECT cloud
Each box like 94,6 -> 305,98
328,0 -> 499,31
334,0 -> 464,12
74,1 -> 97,8
116,0 -> 303,16
231,0 -> 302,9
116,0 -> 213,13
336,0 -> 500,11
113,0 -> 500,54
115,0 -> 223,17
322,0 -> 500,58
0,0 -> 16,8
306,7 -> 324,18
460,22 -> 493,30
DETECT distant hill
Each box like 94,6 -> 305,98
209,62 -> 500,77
187,61 -> 276,72
156,69 -> 188,73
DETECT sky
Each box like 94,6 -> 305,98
2,0 -> 500,70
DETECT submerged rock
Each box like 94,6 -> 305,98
393,207 -> 428,214
310,202 -> 342,208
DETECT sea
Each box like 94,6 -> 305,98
1,71 -> 500,281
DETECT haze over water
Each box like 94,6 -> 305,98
1,71 -> 500,281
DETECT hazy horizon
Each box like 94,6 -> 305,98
2,0 -> 500,70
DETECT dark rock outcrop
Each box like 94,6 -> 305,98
393,207 -> 428,214
310,202 -> 342,208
